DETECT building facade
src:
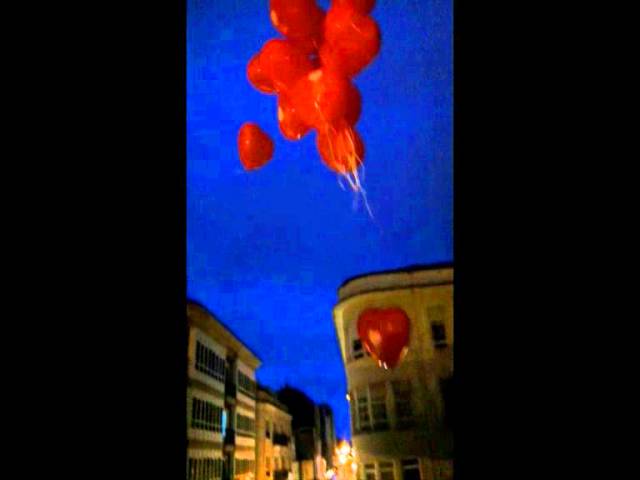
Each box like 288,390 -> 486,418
333,265 -> 453,480
256,387 -> 295,480
188,301 -> 261,480
317,404 -> 336,470
277,387 -> 334,480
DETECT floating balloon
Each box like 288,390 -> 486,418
277,93 -> 311,141
270,0 -> 324,41
259,39 -> 314,93
321,6 -> 381,77
316,122 -> 364,174
291,68 -> 354,129
240,0 -> 381,197
344,82 -> 362,126
237,123 -> 274,171
333,0 -> 376,15
247,52 -> 276,94
357,308 -> 410,369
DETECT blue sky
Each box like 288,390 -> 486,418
187,0 -> 452,440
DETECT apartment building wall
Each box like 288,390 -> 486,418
256,390 -> 294,480
333,266 -> 453,480
188,301 -> 261,480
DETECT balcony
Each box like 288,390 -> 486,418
272,433 -> 290,446
223,429 -> 235,450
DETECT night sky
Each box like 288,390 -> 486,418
187,0 -> 452,440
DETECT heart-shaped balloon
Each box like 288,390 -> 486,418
357,308 -> 410,369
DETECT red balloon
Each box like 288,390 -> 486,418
316,122 -> 364,174
333,0 -> 376,15
277,93 -> 311,141
290,68 -> 354,129
287,8 -> 326,56
259,39 -> 314,93
237,122 -> 274,171
344,82 -> 362,126
270,0 -> 324,40
321,6 -> 381,77
357,308 -> 410,369
247,52 -> 276,94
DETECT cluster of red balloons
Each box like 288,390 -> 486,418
237,0 -> 380,190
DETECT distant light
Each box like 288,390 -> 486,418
338,440 -> 351,456
351,463 -> 358,472
346,394 -> 350,402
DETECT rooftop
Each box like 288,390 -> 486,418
337,263 -> 454,302
187,299 -> 261,369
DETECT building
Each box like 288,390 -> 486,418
256,386 -> 295,480
317,404 -> 336,470
187,301 -> 261,480
332,264 -> 453,480
277,387 -> 334,480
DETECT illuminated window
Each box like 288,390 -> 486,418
401,459 -> 420,480
188,458 -> 223,480
195,341 -> 226,382
379,462 -> 394,480
191,398 -> 223,432
364,464 -> 376,480
235,459 -> 255,476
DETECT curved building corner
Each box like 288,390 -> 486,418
333,265 -> 453,480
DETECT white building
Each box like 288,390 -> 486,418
333,265 -> 453,480
188,301 -> 261,480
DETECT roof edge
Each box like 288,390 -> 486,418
339,262 -> 454,290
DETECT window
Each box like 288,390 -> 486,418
379,462 -> 395,480
236,413 -> 255,436
350,391 -> 358,432
369,383 -> 389,430
427,306 -> 448,348
353,384 -> 388,433
235,459 -> 255,476
188,458 -> 224,480
351,337 -> 371,360
195,341 -> 226,382
401,459 -> 420,480
266,420 -> 271,438
392,381 -> 414,428
237,371 -> 257,398
364,464 -> 376,480
355,387 -> 371,431
266,457 -> 271,476
191,398 -> 223,432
